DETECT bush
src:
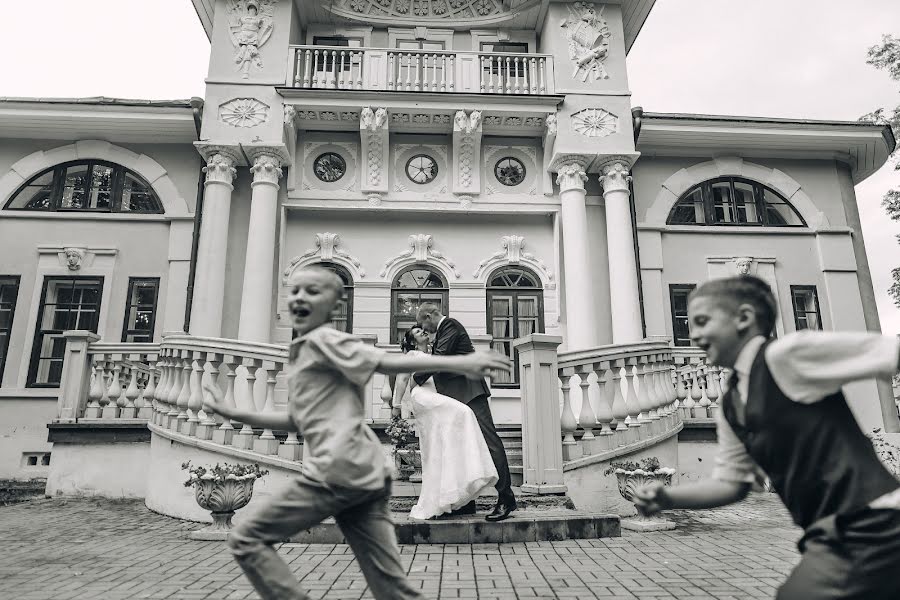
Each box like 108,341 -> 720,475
603,456 -> 661,476
181,461 -> 269,487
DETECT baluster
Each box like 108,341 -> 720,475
576,366 -> 596,454
687,364 -> 702,419
480,56 -> 488,92
705,365 -> 721,418
234,358 -> 261,449
165,353 -> 182,428
657,358 -> 674,422
356,50 -> 364,89
696,364 -> 711,418
505,56 -> 512,94
182,353 -> 203,436
530,57 -> 537,93
448,55 -> 455,91
122,358 -> 140,419
675,367 -> 688,419
414,53 -> 421,91
153,352 -> 169,423
592,362 -> 615,450
142,359 -> 157,420
559,372 -> 580,460
328,50 -> 336,89
610,360 -> 629,445
623,360 -> 643,441
513,57 -> 521,93
650,357 -> 666,421
440,54 -> 447,92
279,360 -> 301,459
311,49 -> 320,87
175,351 -> 192,429
340,50 -> 348,89
102,359 -> 122,419
388,52 -> 396,90
302,49 -> 312,87
636,358 -> 653,425
84,355 -> 105,418
115,362 -> 129,413
538,57 -> 546,93
254,362 -> 282,455
213,356 -> 238,445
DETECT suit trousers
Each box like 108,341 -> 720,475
776,506 -> 900,600
468,394 -> 515,506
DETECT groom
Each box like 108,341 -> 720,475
414,303 -> 517,522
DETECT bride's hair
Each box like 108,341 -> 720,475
400,327 -> 419,353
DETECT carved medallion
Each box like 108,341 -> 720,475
571,108 -> 617,138
219,98 -> 270,127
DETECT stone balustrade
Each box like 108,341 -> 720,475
289,45 -> 553,95
671,347 -> 728,420
514,336 -> 684,494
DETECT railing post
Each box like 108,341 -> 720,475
514,333 -> 566,495
56,331 -> 101,423
358,334 -> 379,421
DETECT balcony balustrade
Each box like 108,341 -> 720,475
289,45 -> 554,95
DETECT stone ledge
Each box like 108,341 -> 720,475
679,418 -> 717,442
48,421 -> 151,444
562,421 -> 684,472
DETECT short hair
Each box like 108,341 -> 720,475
416,302 -> 441,321
289,266 -> 344,298
690,275 -> 778,336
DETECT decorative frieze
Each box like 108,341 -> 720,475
282,233 -> 365,284
560,2 -> 611,82
379,234 -> 460,279
331,0 -> 508,20
473,235 -> 555,288
227,0 -> 279,79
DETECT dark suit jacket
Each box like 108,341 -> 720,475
412,317 -> 490,404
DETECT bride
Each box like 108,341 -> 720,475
393,326 -> 499,520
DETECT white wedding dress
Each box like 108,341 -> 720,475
402,351 -> 499,520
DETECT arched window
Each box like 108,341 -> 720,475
5,160 -> 163,213
318,262 -> 354,333
667,177 -> 805,227
390,266 -> 448,345
486,266 -> 544,387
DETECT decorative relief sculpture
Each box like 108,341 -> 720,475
249,154 -> 283,185
282,233 -> 365,283
560,2 -> 611,82
556,162 -> 588,192
227,0 -> 278,78
203,153 -> 237,185
572,108 -> 618,138
332,0 -> 509,20
379,234 -> 461,278
454,110 -> 481,134
545,113 -> 558,136
219,98 -> 270,127
283,105 -> 297,125
473,235 -> 555,288
361,107 -> 388,189
64,248 -> 86,271
453,111 -> 482,189
600,161 -> 632,194
734,257 -> 754,275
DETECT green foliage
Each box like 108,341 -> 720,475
861,34 -> 900,308
181,461 -> 269,487
603,456 -> 661,476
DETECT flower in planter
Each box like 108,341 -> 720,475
182,462 -> 269,539
604,456 -> 675,503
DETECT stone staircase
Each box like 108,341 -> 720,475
498,424 -> 524,487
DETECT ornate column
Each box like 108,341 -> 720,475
190,151 -> 238,337
600,159 -> 643,343
556,161 -> 598,350
238,153 -> 283,342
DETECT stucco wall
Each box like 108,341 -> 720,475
45,441 -> 149,499
0,397 -> 56,480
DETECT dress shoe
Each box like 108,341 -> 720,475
449,500 -> 477,516
485,502 -> 516,522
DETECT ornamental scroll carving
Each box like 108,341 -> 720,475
379,234 -> 461,279
361,107 -> 389,190
560,2 -> 611,82
227,0 -> 278,78
453,111 -> 482,191
282,233 -> 365,284
473,236 -> 555,289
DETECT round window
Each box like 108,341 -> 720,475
495,157 -> 526,186
406,155 -> 439,185
313,152 -> 346,183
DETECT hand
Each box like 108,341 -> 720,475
632,482 -> 672,516
391,407 -> 401,418
457,351 -> 513,380
202,381 -> 234,419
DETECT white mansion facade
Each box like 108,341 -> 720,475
0,0 -> 896,485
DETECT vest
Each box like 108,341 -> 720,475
722,340 -> 899,530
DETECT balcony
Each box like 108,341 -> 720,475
288,45 -> 554,95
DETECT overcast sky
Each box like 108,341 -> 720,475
4,0 -> 899,333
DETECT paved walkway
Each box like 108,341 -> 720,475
0,494 -> 800,600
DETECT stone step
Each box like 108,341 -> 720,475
279,511 -> 620,544
388,488 -> 574,512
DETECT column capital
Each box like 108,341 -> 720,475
250,153 -> 284,185
555,162 -> 588,193
203,153 -> 237,186
600,160 -> 632,196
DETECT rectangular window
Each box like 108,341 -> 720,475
122,278 -> 160,343
480,41 -> 529,78
28,276 -> 103,387
0,276 -> 21,384
486,289 -> 544,387
791,285 -> 822,331
669,284 -> 696,347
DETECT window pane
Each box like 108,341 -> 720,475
733,181 -> 760,224
0,277 -> 19,381
792,288 -> 822,331
763,189 -> 804,226
8,171 -> 55,210
60,164 -> 90,209
123,279 -> 159,343
87,164 -> 114,209
121,171 -> 159,212
396,268 -> 445,289
670,285 -> 695,346
670,188 -> 704,224
711,181 -> 735,223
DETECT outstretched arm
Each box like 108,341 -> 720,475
202,382 -> 298,433
413,325 -> 464,385
378,350 -> 510,380
392,373 -> 411,411
633,479 -> 750,516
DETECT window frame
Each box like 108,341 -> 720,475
319,262 -> 354,333
5,160 -> 163,214
666,176 -> 805,227
28,276 -> 104,388
669,284 -> 696,347
390,265 -> 449,345
0,275 -> 21,385
121,277 -> 161,343
485,266 -> 545,388
790,285 -> 823,331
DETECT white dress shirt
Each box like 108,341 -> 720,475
711,330 -> 900,509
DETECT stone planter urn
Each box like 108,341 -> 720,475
182,462 -> 267,540
395,447 -> 422,483
607,458 -> 677,532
